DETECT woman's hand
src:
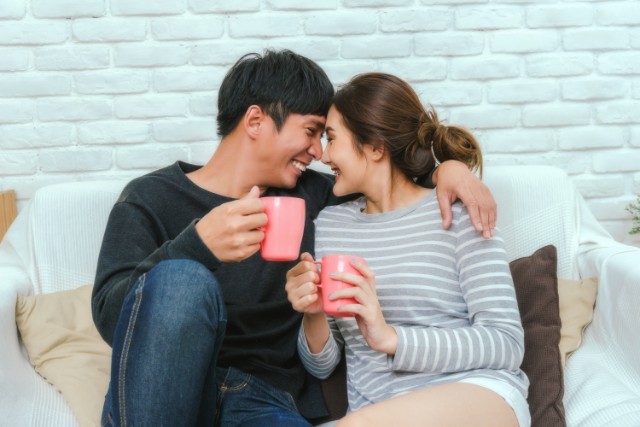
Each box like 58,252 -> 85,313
285,252 -> 324,314
432,160 -> 496,239
329,259 -> 397,355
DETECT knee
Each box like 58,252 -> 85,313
143,259 -> 225,321
335,412 -> 370,427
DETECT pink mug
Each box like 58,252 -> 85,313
315,254 -> 365,317
260,196 -> 306,261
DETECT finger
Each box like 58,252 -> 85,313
227,198 -> 266,216
241,185 -> 261,200
436,189 -> 454,230
350,259 -> 374,281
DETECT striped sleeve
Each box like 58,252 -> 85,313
297,318 -> 343,380
391,208 -> 525,373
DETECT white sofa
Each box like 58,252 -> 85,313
1,165 -> 639,426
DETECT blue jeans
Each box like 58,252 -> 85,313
101,259 -> 311,427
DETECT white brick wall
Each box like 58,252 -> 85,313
1,0 -> 639,246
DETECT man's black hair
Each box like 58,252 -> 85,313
216,49 -> 334,137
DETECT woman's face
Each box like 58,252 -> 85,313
321,106 -> 370,197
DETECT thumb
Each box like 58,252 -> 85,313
243,185 -> 261,200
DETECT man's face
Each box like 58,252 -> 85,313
259,113 -> 325,189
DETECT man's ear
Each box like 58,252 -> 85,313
243,105 -> 264,139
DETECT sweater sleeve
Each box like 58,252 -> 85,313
297,318 -> 344,380
92,200 -> 221,345
391,208 -> 525,374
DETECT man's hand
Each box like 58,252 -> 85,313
432,160 -> 496,239
195,186 -> 267,262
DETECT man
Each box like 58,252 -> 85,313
92,49 -> 496,426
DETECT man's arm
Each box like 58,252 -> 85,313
431,160 -> 496,239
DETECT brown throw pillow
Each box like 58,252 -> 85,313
510,245 -> 566,427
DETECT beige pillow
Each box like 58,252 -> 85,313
15,285 -> 111,427
558,278 -> 598,368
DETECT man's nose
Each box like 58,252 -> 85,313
308,135 -> 323,161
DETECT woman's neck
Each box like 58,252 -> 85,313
363,169 -> 431,214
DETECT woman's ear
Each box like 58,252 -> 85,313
366,143 -> 386,162
243,105 -> 263,139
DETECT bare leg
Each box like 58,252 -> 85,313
335,383 -> 519,427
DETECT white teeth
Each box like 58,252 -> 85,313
333,169 -> 341,176
292,160 -> 307,172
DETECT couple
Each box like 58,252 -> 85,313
92,49 -> 528,426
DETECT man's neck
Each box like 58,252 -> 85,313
187,136 -> 267,199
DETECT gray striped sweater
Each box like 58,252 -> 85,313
298,190 -> 529,411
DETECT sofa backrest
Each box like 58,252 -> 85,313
19,165 -> 588,295
27,180 -> 126,295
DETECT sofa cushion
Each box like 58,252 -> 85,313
15,285 -> 111,427
510,244 -> 566,427
558,278 -> 598,367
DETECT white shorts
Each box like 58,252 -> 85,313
459,377 -> 531,427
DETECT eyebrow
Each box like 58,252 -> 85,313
306,118 -> 326,132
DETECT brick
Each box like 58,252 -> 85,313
526,54 -> 593,77
342,35 -> 412,59
0,75 -> 71,97
562,79 -> 629,101
574,175 -> 624,198
415,83 -> 483,106
188,0 -> 259,13
0,101 -> 33,124
154,69 -> 221,92
151,17 -> 224,40
380,9 -> 450,32
593,149 -> 640,173
596,102 -> 640,124
320,60 -> 378,85
0,48 -> 28,71
40,149 -> 112,172
344,0 -> 412,6
526,5 -> 592,28
448,106 -> 519,129
415,33 -> 484,56
304,12 -> 377,36
378,59 -> 447,82
0,124 -> 73,149
116,146 -> 189,169
266,0 -> 337,10
633,30 -> 640,49
632,127 -> 640,147
587,196 -> 639,220
0,0 -> 25,19
563,29 -> 629,51
37,99 -> 112,122
190,94 -> 217,117
488,81 -> 557,103
189,142 -> 218,163
73,18 -> 146,42
78,121 -> 150,145
490,31 -> 557,53
34,46 -> 110,71
111,0 -> 186,16
522,104 -> 590,127
0,152 -> 37,175
192,43 -> 258,66
481,129 -> 555,153
596,3 -> 640,25
229,15 -> 301,38
455,7 -> 522,30
152,119 -> 217,142
32,0 -> 105,18
115,95 -> 188,119
75,71 -> 150,95
450,57 -> 519,80
599,53 -> 640,75
268,39 -> 340,61
0,22 -> 69,45
114,45 -> 190,67
558,127 -> 625,150
421,0 -> 487,4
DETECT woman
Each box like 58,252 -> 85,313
285,73 -> 530,427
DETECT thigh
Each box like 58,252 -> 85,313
217,368 -> 312,427
336,382 -> 519,427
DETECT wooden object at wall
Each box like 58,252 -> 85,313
0,190 -> 17,242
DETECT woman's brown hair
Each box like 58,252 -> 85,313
331,72 -> 483,181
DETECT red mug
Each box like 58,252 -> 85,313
260,196 -> 306,261
315,254 -> 365,317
